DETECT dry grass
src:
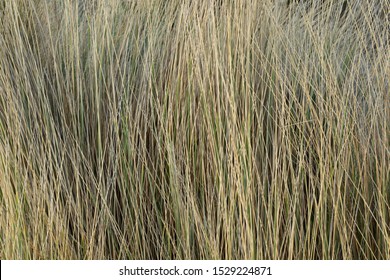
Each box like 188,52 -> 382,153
0,0 -> 389,259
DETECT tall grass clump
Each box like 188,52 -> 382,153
0,0 -> 389,259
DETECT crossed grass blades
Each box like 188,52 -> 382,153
0,0 -> 389,259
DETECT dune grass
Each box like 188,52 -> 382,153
0,0 -> 389,259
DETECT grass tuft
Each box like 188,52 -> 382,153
0,0 -> 389,259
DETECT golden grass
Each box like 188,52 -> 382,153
0,0 -> 389,259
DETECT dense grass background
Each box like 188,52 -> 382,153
0,0 -> 389,259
